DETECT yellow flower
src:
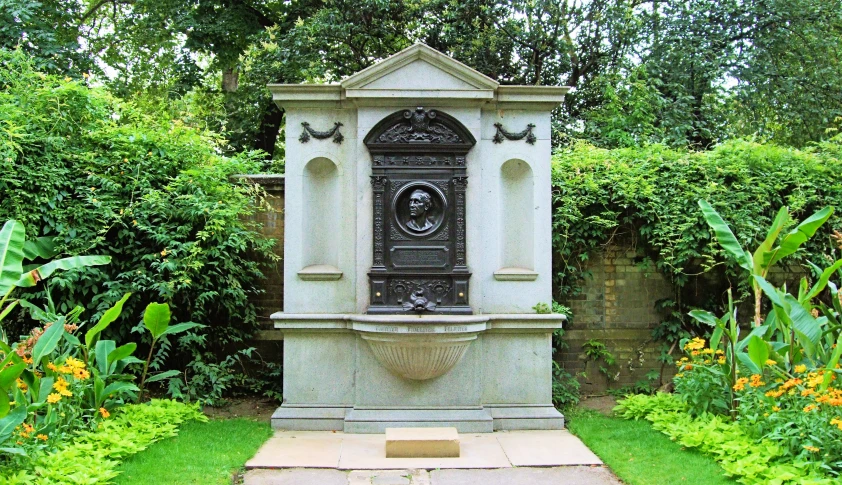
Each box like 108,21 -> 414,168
772,406 -> 781,412
53,377 -> 69,392
803,445 -> 820,453
47,362 -> 58,372
22,356 -> 32,365
765,359 -> 776,366
65,357 -> 85,370
795,364 -> 808,373
160,249 -> 168,257
36,434 -> 48,441
804,404 -> 818,413
47,393 -> 61,404
734,377 -> 749,391
717,357 -> 726,365
831,417 -> 842,430
99,407 -> 110,419
72,368 -> 90,380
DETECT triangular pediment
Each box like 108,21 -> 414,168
341,44 -> 499,91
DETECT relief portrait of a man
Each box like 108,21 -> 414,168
406,189 -> 435,232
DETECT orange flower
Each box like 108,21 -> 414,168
804,404 -> 819,413
36,434 -> 48,441
99,407 -> 110,419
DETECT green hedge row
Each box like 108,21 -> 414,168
551,137 -> 842,335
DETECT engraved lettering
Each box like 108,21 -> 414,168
408,326 -> 435,333
444,326 -> 468,332
376,326 -> 400,333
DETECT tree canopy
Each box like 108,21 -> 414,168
2,0 -> 841,155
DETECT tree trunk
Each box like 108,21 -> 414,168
222,68 -> 239,92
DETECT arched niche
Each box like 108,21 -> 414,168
299,157 -> 342,280
496,158 -> 536,281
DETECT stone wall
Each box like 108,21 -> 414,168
558,246 -> 674,394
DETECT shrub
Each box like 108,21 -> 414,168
0,49 -> 277,370
551,138 -> 842,355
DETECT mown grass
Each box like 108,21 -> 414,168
566,408 -> 736,485
113,418 -> 272,485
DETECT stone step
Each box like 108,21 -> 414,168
385,427 -> 460,458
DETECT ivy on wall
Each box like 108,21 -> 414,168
551,136 -> 842,344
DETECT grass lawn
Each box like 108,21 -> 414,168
566,408 -> 736,485
113,417 -> 273,485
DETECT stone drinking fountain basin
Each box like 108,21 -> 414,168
350,315 -> 487,380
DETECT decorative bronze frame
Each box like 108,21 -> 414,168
365,108 -> 475,315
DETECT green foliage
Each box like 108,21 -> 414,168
552,139 -> 842,343
551,362 -> 580,409
0,49 -> 277,372
616,393 -> 839,484
17,400 -> 207,485
613,392 -> 688,420
583,339 -> 618,382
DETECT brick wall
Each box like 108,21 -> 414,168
559,246 -> 674,394
235,175 -> 285,337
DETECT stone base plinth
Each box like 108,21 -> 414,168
385,427 -> 460,458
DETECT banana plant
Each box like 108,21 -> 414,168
137,302 -> 204,401
698,200 -> 833,326
0,219 -> 111,337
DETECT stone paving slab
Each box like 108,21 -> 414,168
430,467 -> 624,485
243,467 -> 624,485
244,468 -> 348,485
247,431 -> 343,468
246,430 -> 600,470
495,430 -> 602,466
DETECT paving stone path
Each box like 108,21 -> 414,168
244,466 -> 625,485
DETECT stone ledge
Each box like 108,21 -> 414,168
298,264 -> 343,281
493,267 -> 539,281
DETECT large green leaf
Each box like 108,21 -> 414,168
821,333 -> 842,391
95,340 -> 116,376
0,299 -> 18,324
753,207 -> 788,275
0,392 -> 9,419
15,255 -> 111,288
145,369 -> 181,383
102,381 -> 139,399
804,260 -> 842,302
753,275 -> 785,308
747,336 -> 770,370
0,361 -> 25,390
160,322 -> 205,337
30,318 -> 65,365
107,343 -> 137,366
22,237 -> 56,261
697,200 -> 753,273
85,293 -> 131,349
0,220 -> 25,296
767,207 -> 833,267
688,309 -> 719,327
0,405 -> 26,438
143,302 -> 171,340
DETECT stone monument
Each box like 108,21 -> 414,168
269,44 -> 569,433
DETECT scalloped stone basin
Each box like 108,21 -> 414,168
360,333 -> 477,380
351,315 -> 487,381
